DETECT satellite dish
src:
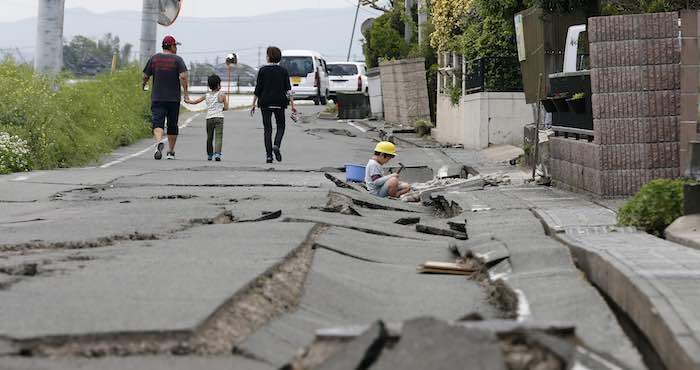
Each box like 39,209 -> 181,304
361,18 -> 375,37
158,0 -> 182,26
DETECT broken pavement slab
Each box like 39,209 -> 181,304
370,317 -> 506,370
0,355 -> 275,370
235,249 -> 499,367
328,189 -> 426,213
557,227 -> 700,370
665,214 -> 700,250
314,321 -> 388,370
0,223 -> 315,341
451,187 -> 645,369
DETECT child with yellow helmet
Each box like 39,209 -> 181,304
365,141 -> 410,198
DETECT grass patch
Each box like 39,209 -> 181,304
0,61 -> 151,173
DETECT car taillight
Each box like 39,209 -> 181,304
357,76 -> 362,91
314,71 -> 319,88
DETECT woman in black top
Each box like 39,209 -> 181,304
251,46 -> 297,163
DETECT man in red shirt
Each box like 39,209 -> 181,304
142,35 -> 189,160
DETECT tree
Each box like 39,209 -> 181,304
363,7 -> 410,68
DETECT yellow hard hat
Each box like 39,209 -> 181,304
374,141 -> 397,156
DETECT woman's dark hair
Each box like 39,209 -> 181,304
267,46 -> 282,63
208,74 -> 222,90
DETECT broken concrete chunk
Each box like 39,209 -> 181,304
415,224 -> 468,240
312,205 -> 362,217
437,165 -> 470,179
315,321 -> 388,370
447,221 -> 467,233
324,173 -> 358,191
394,217 -> 420,225
426,195 -> 464,219
450,239 -> 510,266
329,190 -> 421,213
371,317 -> 506,370
240,210 -> 282,223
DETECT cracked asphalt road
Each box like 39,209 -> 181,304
0,105 -> 646,369
0,105 -> 498,368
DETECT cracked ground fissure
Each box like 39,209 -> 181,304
0,178 -> 510,362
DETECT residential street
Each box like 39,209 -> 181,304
0,104 -> 660,369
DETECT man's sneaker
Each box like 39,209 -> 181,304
214,153 -> 222,162
266,156 -> 273,164
207,154 -> 213,161
166,152 -> 176,160
272,145 -> 282,162
154,142 -> 164,160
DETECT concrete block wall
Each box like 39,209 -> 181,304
680,10 -> 700,175
379,58 -> 431,126
551,12 -> 682,196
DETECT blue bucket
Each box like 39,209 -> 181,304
345,164 -> 366,183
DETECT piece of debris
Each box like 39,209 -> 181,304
417,261 -> 476,275
192,210 -> 237,225
483,173 -> 512,187
415,224 -> 468,240
239,210 -> 282,223
153,194 -> 198,200
436,165 -> 470,179
426,195 -> 464,218
119,200 -> 131,204
401,178 -> 484,203
312,205 -> 363,217
447,221 -> 467,233
324,173 -> 359,191
394,217 -> 420,225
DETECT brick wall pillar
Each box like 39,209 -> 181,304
550,12 -> 682,196
681,10 -> 700,174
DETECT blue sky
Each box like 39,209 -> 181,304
2,0 -> 386,23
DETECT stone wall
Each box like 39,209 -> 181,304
433,93 -> 531,149
379,58 -> 430,126
550,12 -> 682,196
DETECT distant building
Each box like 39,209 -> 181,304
64,55 -> 109,76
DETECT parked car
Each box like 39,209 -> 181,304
280,50 -> 330,105
327,62 -> 368,101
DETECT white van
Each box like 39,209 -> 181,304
280,50 -> 330,105
327,61 -> 368,101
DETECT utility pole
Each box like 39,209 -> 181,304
405,0 -> 414,44
347,0 -> 361,62
35,0 -> 65,74
418,0 -> 428,45
139,0 -> 158,67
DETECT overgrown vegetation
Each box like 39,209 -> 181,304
618,179 -> 694,237
63,33 -> 133,75
0,60 -> 151,173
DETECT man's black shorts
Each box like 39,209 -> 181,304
151,101 -> 180,135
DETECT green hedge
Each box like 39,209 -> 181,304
0,61 -> 151,173
617,179 -> 692,237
